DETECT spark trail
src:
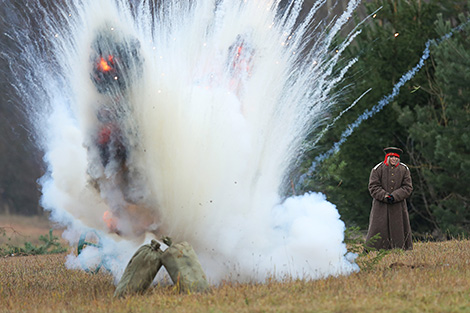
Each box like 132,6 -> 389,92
299,20 -> 470,184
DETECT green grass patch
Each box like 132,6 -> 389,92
0,228 -> 67,257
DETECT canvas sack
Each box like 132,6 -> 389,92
114,239 -> 163,297
161,237 -> 209,293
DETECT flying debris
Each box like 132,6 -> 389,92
14,0 -> 362,284
90,25 -> 143,94
226,33 -> 256,97
86,24 -> 155,237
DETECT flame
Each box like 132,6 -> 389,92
97,55 -> 114,72
103,210 -> 118,233
237,45 -> 243,57
232,44 -> 253,74
97,124 -> 112,145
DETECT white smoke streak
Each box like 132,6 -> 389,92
301,20 -> 470,180
5,0 -> 361,283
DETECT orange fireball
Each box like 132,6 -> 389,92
103,210 -> 118,233
97,55 -> 114,72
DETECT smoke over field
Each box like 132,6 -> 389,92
3,0 -> 360,283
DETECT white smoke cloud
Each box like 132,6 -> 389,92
10,0 -> 361,283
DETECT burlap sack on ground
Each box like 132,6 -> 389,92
161,237 -> 209,293
114,239 -> 163,298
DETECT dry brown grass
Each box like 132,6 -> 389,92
0,214 -> 65,246
1,239 -> 470,312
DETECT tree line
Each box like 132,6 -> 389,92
300,0 -> 470,238
1,0 -> 469,240
0,1 -> 44,216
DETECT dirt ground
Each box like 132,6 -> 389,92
0,214 -> 65,246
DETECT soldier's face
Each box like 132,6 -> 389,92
389,156 -> 399,166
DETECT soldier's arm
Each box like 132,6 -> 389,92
391,165 -> 413,202
368,165 -> 387,202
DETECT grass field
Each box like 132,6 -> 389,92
1,216 -> 470,312
0,214 -> 65,247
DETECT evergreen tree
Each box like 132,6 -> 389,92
299,0 -> 461,233
396,13 -> 470,237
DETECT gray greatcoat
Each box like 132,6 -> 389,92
365,161 -> 413,250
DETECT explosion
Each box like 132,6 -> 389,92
7,0 -> 361,283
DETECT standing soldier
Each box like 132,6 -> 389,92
365,147 -> 413,250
